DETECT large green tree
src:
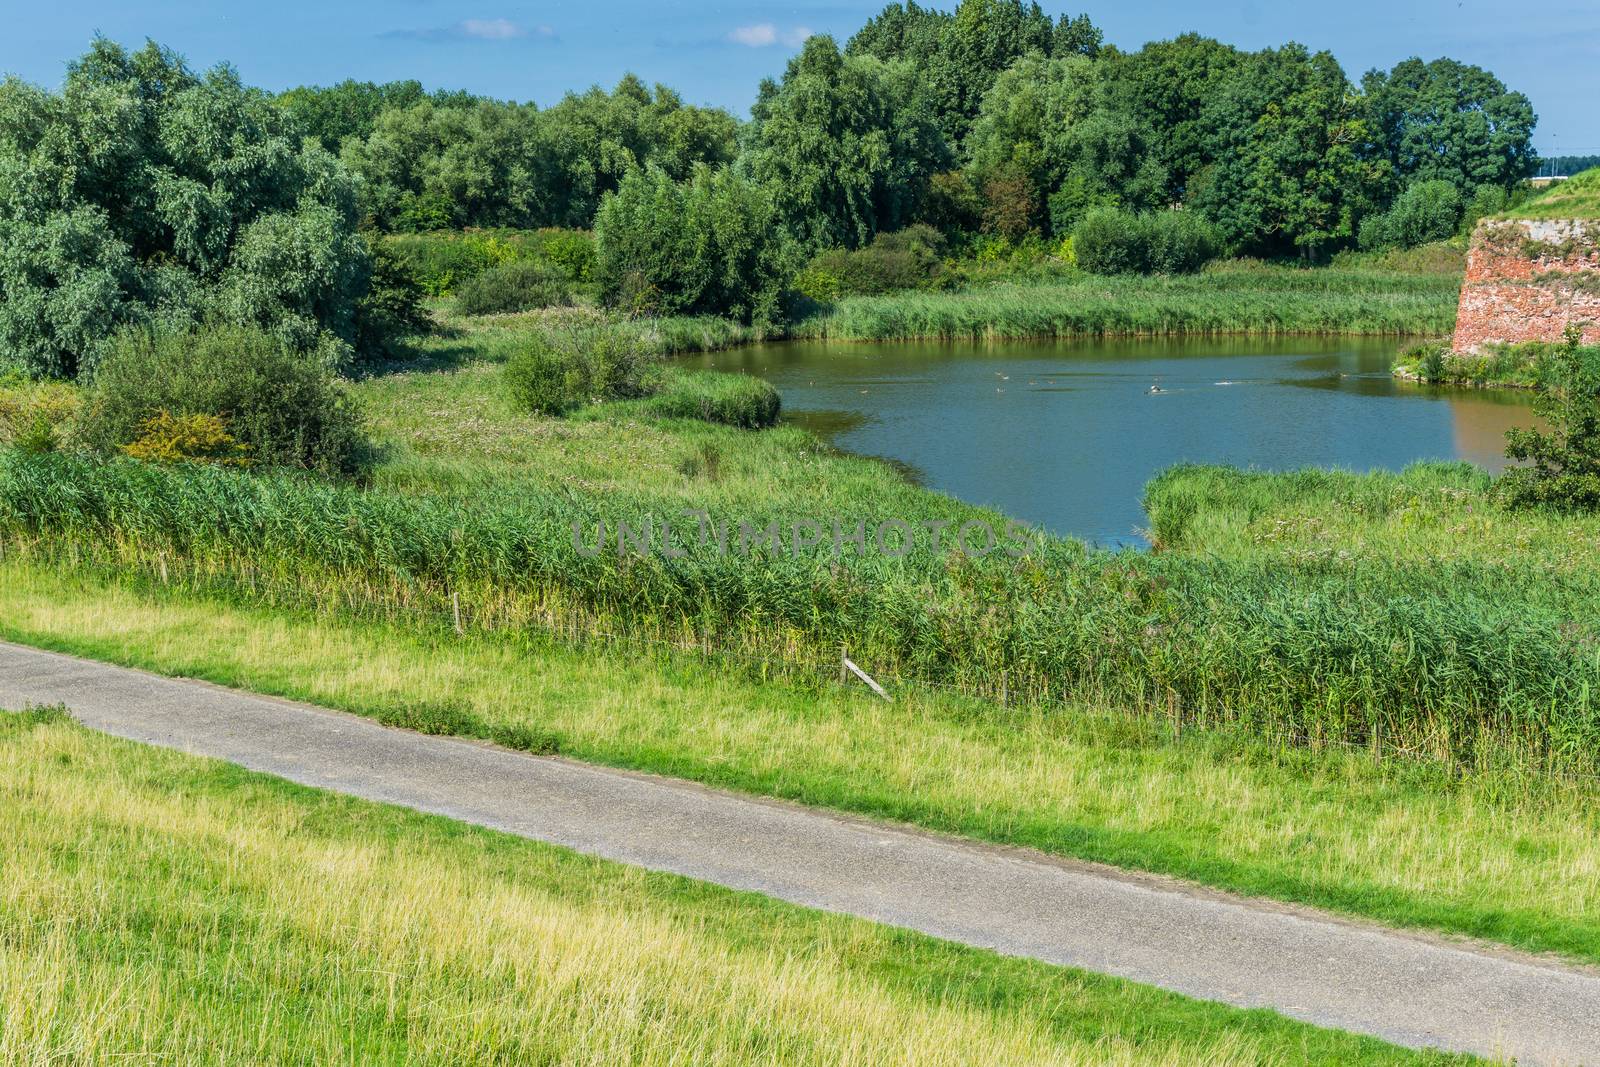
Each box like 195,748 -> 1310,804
1362,57 -> 1537,195
338,76 -> 739,231
275,79 -> 477,152
535,76 -> 739,229
848,0 -> 1099,152
966,53 -> 1166,236
0,39 -> 382,377
742,36 -> 948,250
1189,45 -> 1386,258
594,164 -> 791,322
340,99 -> 545,230
1101,35 -> 1243,204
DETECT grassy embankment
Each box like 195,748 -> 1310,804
3,709 -> 1456,1066
5,560 -> 1598,969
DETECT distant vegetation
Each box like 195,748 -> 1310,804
0,3 -> 1541,369
1540,155 -> 1600,178
1496,167 -> 1600,220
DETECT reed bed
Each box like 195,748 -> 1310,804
4,450 -> 1596,774
792,268 -> 1461,343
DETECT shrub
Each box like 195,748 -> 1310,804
81,325 -> 370,478
0,381 -> 82,453
537,230 -> 597,284
353,241 -> 431,358
1500,325 -> 1600,511
455,261 -> 574,316
505,325 -> 652,416
794,226 -> 949,301
1143,212 -> 1221,275
637,369 -> 782,428
1360,180 -> 1466,251
383,231 -> 512,296
1463,185 -> 1509,232
595,165 -> 791,323
383,229 -> 595,298
1070,208 -> 1145,275
1074,210 -> 1219,276
120,412 -> 253,467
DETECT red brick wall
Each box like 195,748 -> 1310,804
1452,219 -> 1600,353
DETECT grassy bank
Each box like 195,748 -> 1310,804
2,709 -> 1454,1065
1392,338 -> 1600,390
6,435 -> 1599,773
401,261 -> 1463,358
792,265 -> 1461,343
3,560 -> 1599,968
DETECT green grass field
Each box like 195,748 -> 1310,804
3,559 -> 1597,969
0,707 -> 1464,1065
1497,167 -> 1600,220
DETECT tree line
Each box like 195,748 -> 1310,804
0,0 -> 1541,376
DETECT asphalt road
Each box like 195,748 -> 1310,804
2,639 -> 1596,1064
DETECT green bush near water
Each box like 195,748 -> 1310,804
630,369 -> 781,429
4,449 -> 1599,774
79,325 -> 371,478
1072,209 -> 1220,275
455,261 -> 574,315
504,324 -> 652,415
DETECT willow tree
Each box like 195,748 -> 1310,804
0,38 -> 384,377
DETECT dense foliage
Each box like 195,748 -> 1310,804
1071,209 -> 1218,275
0,5 -> 1542,348
381,228 -> 594,297
594,165 -> 791,322
504,324 -> 652,415
454,261 -> 572,316
334,76 -> 738,232
0,40 -> 399,378
741,37 -> 948,251
1501,327 -> 1600,511
794,225 -> 952,299
81,325 -> 370,477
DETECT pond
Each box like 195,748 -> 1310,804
697,336 -> 1537,547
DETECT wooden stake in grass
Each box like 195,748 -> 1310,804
843,655 -> 893,703
452,592 -> 463,636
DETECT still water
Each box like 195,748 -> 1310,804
698,336 -> 1537,547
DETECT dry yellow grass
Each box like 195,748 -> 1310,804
0,712 -> 1441,1065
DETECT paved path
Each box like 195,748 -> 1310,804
2,640 -> 1596,1064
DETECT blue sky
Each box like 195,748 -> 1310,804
4,1 -> 1597,157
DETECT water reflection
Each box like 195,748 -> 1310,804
698,337 -> 1537,546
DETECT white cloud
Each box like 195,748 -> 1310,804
728,23 -> 777,46
460,18 -> 527,40
727,23 -> 811,48
385,19 -> 555,43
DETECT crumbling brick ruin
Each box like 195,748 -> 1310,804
1453,219 -> 1600,353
